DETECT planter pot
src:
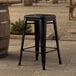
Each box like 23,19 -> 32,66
0,5 -> 10,58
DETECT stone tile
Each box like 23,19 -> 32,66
0,69 -> 34,76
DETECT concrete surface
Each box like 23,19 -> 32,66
0,39 -> 76,76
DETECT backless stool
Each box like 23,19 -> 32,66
18,14 -> 62,70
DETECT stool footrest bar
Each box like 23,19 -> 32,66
23,45 -> 57,50
23,49 -> 57,54
23,46 -> 35,50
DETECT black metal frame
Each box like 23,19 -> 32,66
18,14 -> 62,70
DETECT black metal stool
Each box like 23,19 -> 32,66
18,14 -> 62,70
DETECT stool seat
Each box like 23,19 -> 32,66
24,14 -> 56,21
18,14 -> 62,70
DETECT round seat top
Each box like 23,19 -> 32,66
24,14 -> 56,21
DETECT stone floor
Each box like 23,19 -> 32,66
0,39 -> 76,76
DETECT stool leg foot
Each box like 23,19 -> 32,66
43,66 -> 45,70
18,62 -> 21,66
18,49 -> 23,66
53,20 -> 62,64
36,56 -> 38,60
57,47 -> 62,64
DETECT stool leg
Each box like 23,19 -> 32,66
53,20 -> 62,64
40,18 -> 46,70
34,21 -> 40,60
18,19 -> 27,65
